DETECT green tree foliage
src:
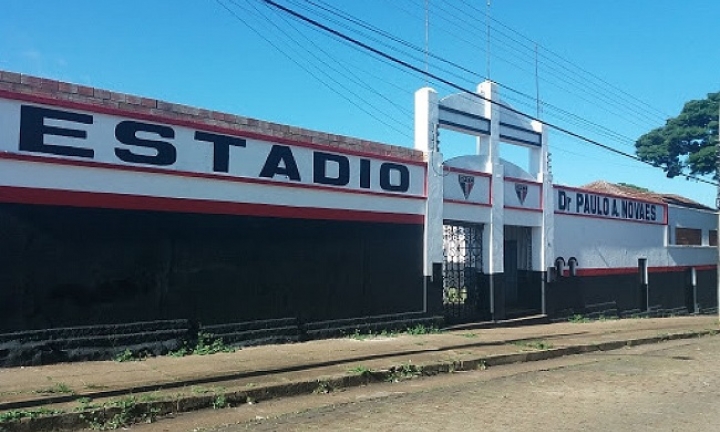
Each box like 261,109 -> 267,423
635,92 -> 719,179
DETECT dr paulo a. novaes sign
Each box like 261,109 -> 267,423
554,186 -> 666,224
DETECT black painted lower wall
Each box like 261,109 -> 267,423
546,269 -> 718,318
0,203 -> 424,333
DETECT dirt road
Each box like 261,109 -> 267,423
128,334 -> 720,432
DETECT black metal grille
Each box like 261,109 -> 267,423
442,222 -> 485,323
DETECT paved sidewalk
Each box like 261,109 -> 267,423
0,316 -> 717,431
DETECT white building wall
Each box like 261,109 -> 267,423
555,204 -> 717,270
667,205 -> 717,245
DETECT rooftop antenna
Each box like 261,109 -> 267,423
486,0 -> 491,81
535,43 -> 541,118
425,0 -> 429,86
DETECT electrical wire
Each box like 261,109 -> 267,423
260,0 -> 719,187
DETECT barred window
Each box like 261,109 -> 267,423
710,230 -> 718,246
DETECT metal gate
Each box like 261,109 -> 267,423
442,222 -> 487,323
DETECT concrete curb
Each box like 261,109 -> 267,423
1,329 -> 715,432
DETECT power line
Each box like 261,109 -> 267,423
454,0 -> 673,123
215,0 -> 413,140
260,0 -> 719,187
295,0 -> 652,149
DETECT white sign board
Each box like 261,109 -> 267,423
554,186 -> 667,225
0,97 -> 426,221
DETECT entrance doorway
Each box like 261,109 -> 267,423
441,222 -> 490,324
503,225 -> 541,318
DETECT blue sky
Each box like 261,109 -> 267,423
1,1 -> 718,205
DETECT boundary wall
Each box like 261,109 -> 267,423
0,71 -> 434,366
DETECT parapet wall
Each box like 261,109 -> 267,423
0,70 -> 423,163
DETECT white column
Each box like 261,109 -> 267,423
414,88 -> 443,278
539,126 -> 553,315
477,81 -> 503,277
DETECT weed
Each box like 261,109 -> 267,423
138,393 -> 161,403
245,395 -> 256,405
313,380 -> 333,394
191,386 -> 212,394
387,363 -> 422,382
167,347 -> 190,357
512,339 -> 553,350
348,365 -> 374,377
461,332 -> 478,338
212,395 -> 228,409
477,360 -> 488,371
84,383 -> 109,390
82,395 -> 161,430
0,408 -> 64,424
168,332 -> 235,357
74,397 -> 99,412
405,324 -> 441,335
36,382 -> 74,395
193,332 -> 235,355
568,314 -> 591,323
114,349 -> 145,362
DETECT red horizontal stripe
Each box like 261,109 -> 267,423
572,265 -> 717,277
0,152 -> 426,201
0,89 -> 426,167
0,186 -> 424,224
444,198 -> 492,207
505,205 -> 543,213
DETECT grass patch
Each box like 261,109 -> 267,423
35,382 -> 74,395
81,396 -> 159,430
511,339 -> 553,350
212,395 -> 228,409
348,324 -> 442,340
568,314 -> 591,323
348,365 -> 374,377
0,408 -> 65,424
169,332 -> 235,357
113,349 -> 150,363
405,324 -> 441,335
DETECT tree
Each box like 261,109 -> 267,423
635,91 -> 719,179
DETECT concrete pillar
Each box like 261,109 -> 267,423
477,81 -> 505,320
414,88 -> 443,306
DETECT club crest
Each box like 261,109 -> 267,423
515,183 -> 528,205
458,174 -> 475,199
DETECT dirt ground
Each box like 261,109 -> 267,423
126,334 -> 720,432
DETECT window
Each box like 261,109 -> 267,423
710,230 -> 718,246
675,227 -> 702,245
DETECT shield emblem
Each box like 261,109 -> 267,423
515,183 -> 528,205
458,175 -> 475,200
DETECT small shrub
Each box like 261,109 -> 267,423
36,382 -> 74,395
193,332 -> 235,356
349,365 -> 374,377
313,380 -> 333,394
212,394 -> 228,409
